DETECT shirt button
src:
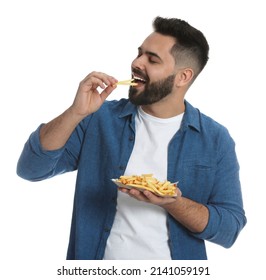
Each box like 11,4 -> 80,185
104,227 -> 111,232
129,135 -> 134,141
119,166 -> 125,170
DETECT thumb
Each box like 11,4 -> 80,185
100,84 -> 117,101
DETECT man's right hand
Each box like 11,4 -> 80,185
39,71 -> 117,150
69,71 -> 118,118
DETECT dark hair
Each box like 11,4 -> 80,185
153,16 -> 209,77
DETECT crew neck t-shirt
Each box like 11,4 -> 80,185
103,107 -> 183,259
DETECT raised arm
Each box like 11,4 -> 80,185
40,72 -> 117,150
17,72 -> 117,180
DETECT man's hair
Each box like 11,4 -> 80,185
153,16 -> 209,78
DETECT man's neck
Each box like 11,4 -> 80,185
141,97 -> 185,118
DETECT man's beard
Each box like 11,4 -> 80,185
128,74 -> 176,106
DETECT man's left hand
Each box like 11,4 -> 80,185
118,187 -> 181,206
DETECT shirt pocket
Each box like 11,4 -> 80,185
179,159 -> 216,203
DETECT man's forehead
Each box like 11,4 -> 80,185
140,32 -> 175,54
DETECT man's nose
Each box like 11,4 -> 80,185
132,55 -> 146,71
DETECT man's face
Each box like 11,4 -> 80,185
129,32 -> 177,105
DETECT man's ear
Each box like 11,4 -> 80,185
174,68 -> 194,87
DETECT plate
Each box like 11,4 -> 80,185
111,179 -> 177,198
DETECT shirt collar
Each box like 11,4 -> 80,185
118,100 -> 137,118
181,100 -> 201,133
118,99 -> 201,133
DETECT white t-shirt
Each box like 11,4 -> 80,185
103,107 -> 183,259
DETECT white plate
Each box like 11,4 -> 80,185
111,179 -> 177,198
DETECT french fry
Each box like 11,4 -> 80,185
114,174 -> 177,197
116,79 -> 138,86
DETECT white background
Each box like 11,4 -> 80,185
1,0 -> 265,279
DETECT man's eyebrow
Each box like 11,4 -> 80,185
138,47 -> 163,62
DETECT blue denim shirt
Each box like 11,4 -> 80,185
17,99 -> 247,260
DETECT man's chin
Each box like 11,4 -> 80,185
129,96 -> 154,106
128,88 -> 142,105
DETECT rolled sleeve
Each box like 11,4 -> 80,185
17,125 -> 66,181
192,133 -> 247,248
193,203 -> 246,248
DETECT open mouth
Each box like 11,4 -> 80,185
132,74 -> 147,86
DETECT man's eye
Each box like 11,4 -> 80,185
149,58 -> 158,64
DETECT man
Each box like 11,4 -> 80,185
17,16 -> 247,260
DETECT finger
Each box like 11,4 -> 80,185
83,72 -> 117,87
128,189 -> 150,202
143,190 -> 162,203
99,84 -> 117,102
143,190 -> 177,205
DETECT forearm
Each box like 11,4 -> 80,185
40,107 -> 84,150
121,187 -> 209,233
163,196 -> 209,233
17,125 -> 66,181
40,71 -> 117,151
17,109 -> 84,181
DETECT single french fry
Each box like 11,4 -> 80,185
116,79 -> 138,86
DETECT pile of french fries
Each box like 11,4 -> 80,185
116,174 -> 177,197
